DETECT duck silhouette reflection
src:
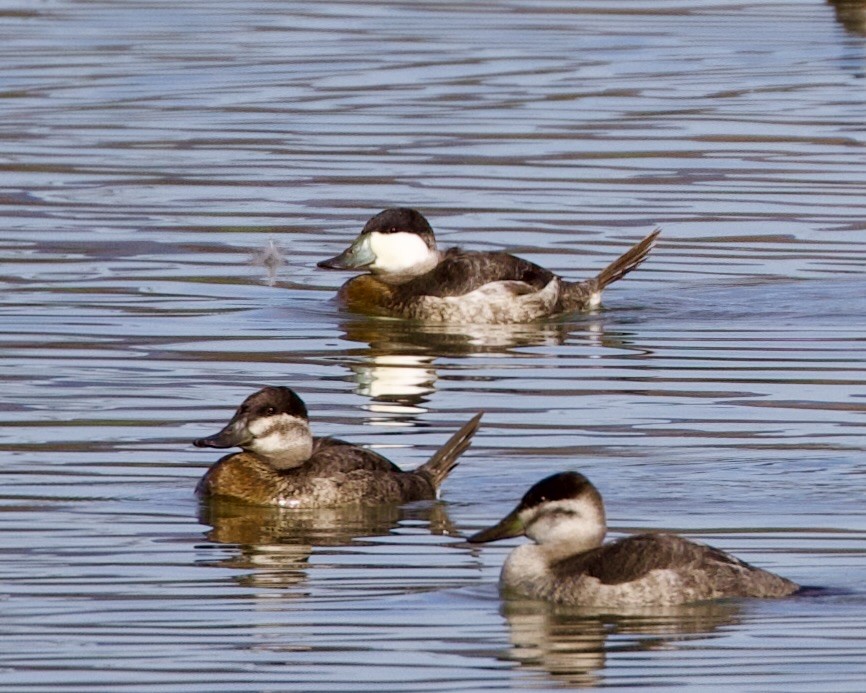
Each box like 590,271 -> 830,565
501,598 -> 741,687
197,499 -> 457,590
338,313 -> 640,419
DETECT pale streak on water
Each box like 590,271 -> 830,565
2,0 -> 866,690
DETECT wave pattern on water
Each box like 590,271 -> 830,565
2,0 -> 866,691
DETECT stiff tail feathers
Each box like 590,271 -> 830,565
561,227 -> 660,311
595,227 -> 661,289
417,412 -> 483,491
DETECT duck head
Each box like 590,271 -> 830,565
318,207 -> 442,284
469,471 -> 607,559
194,386 -> 314,469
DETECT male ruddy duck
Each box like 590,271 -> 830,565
194,386 -> 482,508
318,208 -> 660,324
469,472 -> 799,606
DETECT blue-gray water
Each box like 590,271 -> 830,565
2,0 -> 866,690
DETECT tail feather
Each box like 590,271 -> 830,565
561,227 -> 660,311
416,413 -> 483,492
595,227 -> 661,289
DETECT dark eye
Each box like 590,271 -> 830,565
389,226 -> 397,233
264,406 -> 276,416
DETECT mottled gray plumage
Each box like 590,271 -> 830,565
469,471 -> 799,607
542,533 -> 799,606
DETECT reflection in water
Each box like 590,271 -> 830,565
197,499 -> 455,590
341,314 -> 574,417
5,0 -> 866,688
502,598 -> 741,688
353,353 -> 438,416
341,313 -> 650,420
828,0 -> 866,35
340,312 -> 573,356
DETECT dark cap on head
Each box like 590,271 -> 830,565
362,208 -> 436,248
239,386 -> 308,421
519,471 -> 596,510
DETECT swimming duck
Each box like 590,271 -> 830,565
317,208 -> 659,324
468,471 -> 799,606
194,386 -> 482,508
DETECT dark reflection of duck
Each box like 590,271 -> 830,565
501,598 -> 741,688
340,312 -> 574,358
827,0 -> 866,35
469,472 -> 799,607
318,207 -> 659,324
194,386 -> 482,507
197,499 -> 457,590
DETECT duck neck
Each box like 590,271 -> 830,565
246,416 -> 314,470
501,543 -> 551,591
256,441 -> 313,470
539,532 -> 602,563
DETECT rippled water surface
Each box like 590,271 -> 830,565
3,0 -> 866,690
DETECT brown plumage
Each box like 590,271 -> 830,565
194,386 -> 482,508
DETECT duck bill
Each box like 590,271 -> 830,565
317,237 -> 375,270
193,420 -> 250,449
467,509 -> 524,543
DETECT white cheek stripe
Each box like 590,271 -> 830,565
248,415 -> 308,453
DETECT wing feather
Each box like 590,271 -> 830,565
396,249 -> 556,298
552,533 -> 749,585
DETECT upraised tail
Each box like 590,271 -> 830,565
416,413 -> 483,493
560,228 -> 660,311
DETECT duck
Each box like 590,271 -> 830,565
194,386 -> 482,508
468,471 -> 799,606
317,207 -> 659,324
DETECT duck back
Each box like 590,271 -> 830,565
196,437 -> 436,508
505,533 -> 799,607
398,248 -> 556,298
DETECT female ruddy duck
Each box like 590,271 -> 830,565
318,208 -> 660,324
469,472 -> 799,606
194,386 -> 482,508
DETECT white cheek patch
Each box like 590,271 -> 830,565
248,414 -> 277,438
248,415 -> 310,455
368,231 -> 433,273
524,497 -> 604,549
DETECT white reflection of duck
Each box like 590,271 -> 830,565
339,315 -> 576,419
354,353 -> 438,417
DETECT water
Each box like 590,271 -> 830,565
2,0 -> 866,690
